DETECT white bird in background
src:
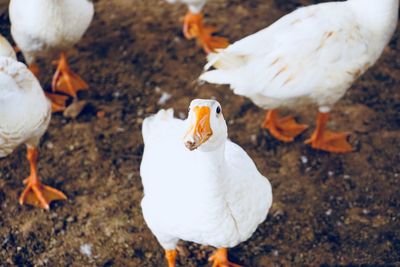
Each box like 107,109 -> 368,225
9,0 -> 94,111
0,34 -> 16,60
165,0 -> 229,53
200,0 -> 399,153
0,56 -> 67,209
140,99 -> 272,267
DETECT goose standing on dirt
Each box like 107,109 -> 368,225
200,0 -> 399,153
165,0 -> 229,53
140,99 -> 272,267
9,0 -> 94,110
0,56 -> 67,209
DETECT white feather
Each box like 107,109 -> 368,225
0,57 -> 51,157
140,100 -> 272,250
9,0 -> 94,64
0,35 -> 17,60
200,0 -> 399,110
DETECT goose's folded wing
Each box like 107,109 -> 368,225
201,2 -> 370,99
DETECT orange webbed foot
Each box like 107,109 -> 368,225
45,92 -> 69,113
52,52 -> 88,98
19,148 -> 67,210
305,130 -> 353,153
183,11 -> 229,53
209,248 -> 242,267
263,109 -> 309,142
199,26 -> 230,53
305,111 -> 353,153
19,180 -> 67,210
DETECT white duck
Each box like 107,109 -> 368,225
165,0 -> 229,53
9,0 -> 94,108
140,99 -> 272,267
0,56 -> 67,209
0,35 -> 16,60
200,0 -> 399,153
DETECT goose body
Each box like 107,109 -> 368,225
201,0 -> 398,109
0,57 -> 50,157
9,0 -> 94,108
0,56 -> 67,209
200,0 -> 399,152
141,100 -> 272,266
9,0 -> 94,64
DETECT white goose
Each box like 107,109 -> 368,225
165,0 -> 229,53
0,56 -> 67,209
140,99 -> 272,267
9,0 -> 94,108
200,0 -> 399,153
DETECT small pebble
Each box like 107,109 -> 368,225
63,100 -> 88,119
300,156 -> 308,164
80,244 -> 92,257
325,209 -> 332,216
46,142 -> 54,149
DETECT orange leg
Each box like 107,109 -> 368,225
28,64 -> 67,112
52,52 -> 88,98
165,250 -> 177,267
262,109 -> 309,142
28,63 -> 40,77
209,248 -> 242,267
183,11 -> 229,53
305,112 -> 353,153
19,147 -> 67,209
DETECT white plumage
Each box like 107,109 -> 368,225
9,0 -> 94,64
0,56 -> 51,158
201,0 -> 398,110
0,35 -> 16,60
140,99 -> 272,265
0,56 -> 67,209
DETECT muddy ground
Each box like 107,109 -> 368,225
0,0 -> 399,266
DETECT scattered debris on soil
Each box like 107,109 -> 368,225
0,0 -> 399,266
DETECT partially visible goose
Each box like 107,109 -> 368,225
140,99 -> 272,267
200,0 -> 399,153
165,0 -> 229,53
0,56 -> 67,209
9,0 -> 94,109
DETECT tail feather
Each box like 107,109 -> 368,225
201,50 -> 248,90
142,108 -> 174,143
199,70 -> 234,85
205,50 -> 247,71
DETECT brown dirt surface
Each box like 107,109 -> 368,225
1,0 -> 399,266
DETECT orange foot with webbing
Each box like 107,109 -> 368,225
52,52 -> 89,98
19,148 -> 67,209
305,112 -> 353,153
209,248 -> 242,267
183,11 -> 229,53
262,109 -> 309,142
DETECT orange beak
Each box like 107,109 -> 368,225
184,106 -> 213,151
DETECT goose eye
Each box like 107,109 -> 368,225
216,106 -> 221,114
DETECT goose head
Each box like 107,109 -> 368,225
183,99 -> 227,152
